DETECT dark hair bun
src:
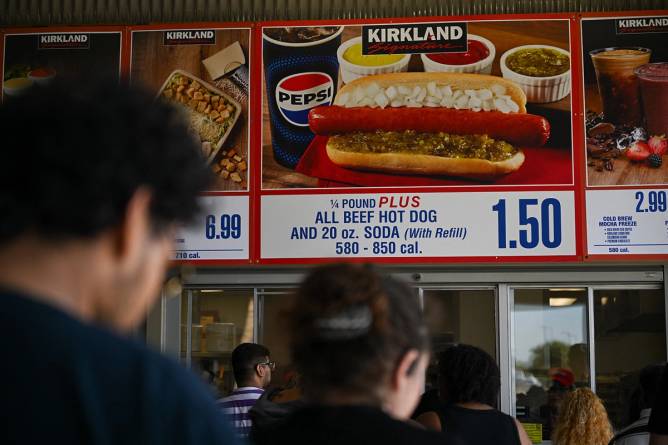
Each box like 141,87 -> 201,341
289,263 -> 428,400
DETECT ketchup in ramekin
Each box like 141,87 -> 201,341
29,67 -> 56,78
427,40 -> 490,65
28,67 -> 57,86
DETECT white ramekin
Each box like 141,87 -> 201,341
337,36 -> 411,84
2,77 -> 34,97
28,69 -> 57,86
420,34 -> 496,74
500,44 -> 571,103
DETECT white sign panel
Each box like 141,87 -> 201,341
587,189 -> 668,255
261,192 -> 576,259
173,196 -> 249,260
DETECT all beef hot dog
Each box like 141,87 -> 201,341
309,106 -> 550,147
307,72 -> 551,180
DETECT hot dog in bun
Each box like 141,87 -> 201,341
308,72 -> 550,179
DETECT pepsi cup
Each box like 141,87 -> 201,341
263,26 -> 343,169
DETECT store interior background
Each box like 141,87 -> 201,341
147,264 -> 667,443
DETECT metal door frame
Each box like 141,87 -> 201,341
505,282 -> 665,417
506,284 -> 590,417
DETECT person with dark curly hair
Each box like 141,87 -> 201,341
253,263 -> 463,445
0,78 -> 237,444
416,344 -> 531,445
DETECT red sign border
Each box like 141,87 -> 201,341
3,11 -> 667,265
126,22 -> 257,265
253,12 -> 585,265
1,25 -> 127,98
578,10 -> 668,262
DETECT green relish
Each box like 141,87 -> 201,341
507,48 -> 570,77
329,130 -> 517,162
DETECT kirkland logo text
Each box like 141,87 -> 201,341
163,30 -> 216,45
362,23 -> 467,55
616,17 -> 668,34
38,34 -> 90,49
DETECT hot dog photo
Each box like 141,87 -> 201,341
261,20 -> 574,189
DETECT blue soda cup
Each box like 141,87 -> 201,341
263,26 -> 343,169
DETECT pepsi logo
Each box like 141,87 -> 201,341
276,72 -> 334,127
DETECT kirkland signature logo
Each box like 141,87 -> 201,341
362,23 -> 467,55
38,33 -> 90,49
163,30 -> 216,45
616,17 -> 668,34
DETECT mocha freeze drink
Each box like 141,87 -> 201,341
636,62 -> 668,136
590,47 -> 651,126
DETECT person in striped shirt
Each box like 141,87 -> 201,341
218,343 -> 274,438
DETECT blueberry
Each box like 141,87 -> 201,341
648,153 -> 662,168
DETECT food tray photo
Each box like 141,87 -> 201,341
157,69 -> 242,164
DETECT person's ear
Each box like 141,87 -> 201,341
384,349 -> 424,419
392,349 -> 421,391
256,363 -> 266,379
112,187 -> 153,268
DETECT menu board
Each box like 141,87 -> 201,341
582,14 -> 668,256
129,25 -> 253,262
5,13 -> 668,264
259,16 -> 580,261
2,28 -> 122,100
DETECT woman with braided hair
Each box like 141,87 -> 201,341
252,263 -> 463,445
416,344 -> 532,445
552,387 -> 613,445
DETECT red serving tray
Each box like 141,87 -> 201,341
296,135 -> 573,187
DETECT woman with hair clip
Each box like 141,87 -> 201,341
252,263 -> 463,445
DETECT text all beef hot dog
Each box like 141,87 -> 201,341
306,72 -> 551,180
309,106 -> 550,147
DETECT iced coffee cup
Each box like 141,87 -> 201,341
590,47 -> 651,126
636,62 -> 668,136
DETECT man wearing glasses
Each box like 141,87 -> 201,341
218,343 -> 274,438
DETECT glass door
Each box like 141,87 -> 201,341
257,288 -> 296,390
420,287 -> 498,393
591,285 -> 666,430
180,288 -> 255,398
511,287 -> 589,443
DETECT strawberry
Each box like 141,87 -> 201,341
648,134 -> 667,156
626,140 -> 651,161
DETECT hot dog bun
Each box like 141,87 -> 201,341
326,143 -> 525,180
335,72 -> 527,113
310,72 -> 542,180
